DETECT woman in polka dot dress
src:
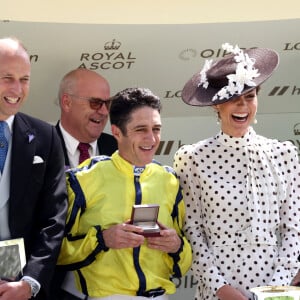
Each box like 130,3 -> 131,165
173,43 -> 300,300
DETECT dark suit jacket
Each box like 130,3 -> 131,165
8,112 -> 68,299
55,122 -> 118,166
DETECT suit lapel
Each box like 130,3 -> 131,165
10,113 -> 36,207
55,122 -> 70,167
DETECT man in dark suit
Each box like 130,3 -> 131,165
54,68 -> 117,300
55,68 -> 117,169
0,37 -> 67,300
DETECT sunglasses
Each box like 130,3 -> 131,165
67,94 -> 112,110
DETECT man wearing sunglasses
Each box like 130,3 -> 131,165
55,68 -> 117,170
53,68 -> 117,300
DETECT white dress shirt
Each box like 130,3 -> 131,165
59,122 -> 98,168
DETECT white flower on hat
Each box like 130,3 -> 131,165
213,43 -> 260,101
198,59 -> 213,89
198,43 -> 261,102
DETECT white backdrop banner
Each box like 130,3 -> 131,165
1,19 -> 300,299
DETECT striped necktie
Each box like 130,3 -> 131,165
0,121 -> 9,173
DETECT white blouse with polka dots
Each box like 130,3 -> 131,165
173,127 -> 300,300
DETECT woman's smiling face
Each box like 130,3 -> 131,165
215,89 -> 258,137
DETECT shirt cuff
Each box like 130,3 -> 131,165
21,276 -> 41,297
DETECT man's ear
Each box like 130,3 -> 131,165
111,124 -> 121,140
61,93 -> 72,112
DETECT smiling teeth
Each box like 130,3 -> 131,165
91,118 -> 100,123
6,97 -> 19,104
233,113 -> 247,118
141,146 -> 152,150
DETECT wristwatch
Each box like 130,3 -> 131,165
21,276 -> 40,297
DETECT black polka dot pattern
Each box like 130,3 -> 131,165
173,127 -> 300,300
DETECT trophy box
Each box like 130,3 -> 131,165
131,204 -> 160,237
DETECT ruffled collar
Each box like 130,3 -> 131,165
216,127 -> 256,148
215,126 -> 285,241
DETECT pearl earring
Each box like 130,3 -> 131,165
253,118 -> 257,124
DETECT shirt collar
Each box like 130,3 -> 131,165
59,122 -> 97,155
2,115 -> 14,133
216,126 -> 255,148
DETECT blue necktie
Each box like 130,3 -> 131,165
0,121 -> 9,173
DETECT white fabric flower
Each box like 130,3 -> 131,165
212,43 -> 261,102
198,59 -> 213,89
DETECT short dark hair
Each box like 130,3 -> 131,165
109,87 -> 161,134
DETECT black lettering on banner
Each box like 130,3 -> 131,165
164,91 -> 173,99
29,55 -> 38,62
269,85 -> 300,96
90,62 -> 103,70
155,141 -> 175,155
91,53 -> 105,60
114,53 -> 125,60
78,63 -> 87,69
155,140 -> 186,156
268,86 -> 290,96
171,275 -> 198,289
77,61 -> 135,70
283,42 -> 300,51
190,275 -> 198,288
171,276 -> 180,288
155,141 -> 164,156
80,53 -> 90,61
179,47 -> 256,61
200,49 -> 214,58
164,141 -> 174,155
112,62 -> 125,69
164,90 -> 182,99
78,51 -> 136,70
105,52 -> 115,60
80,52 -> 136,61
292,86 -> 300,95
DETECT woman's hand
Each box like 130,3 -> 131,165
291,270 -> 300,286
216,284 -> 248,300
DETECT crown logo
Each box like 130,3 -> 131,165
104,39 -> 121,50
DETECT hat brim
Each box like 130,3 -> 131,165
181,48 -> 279,107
